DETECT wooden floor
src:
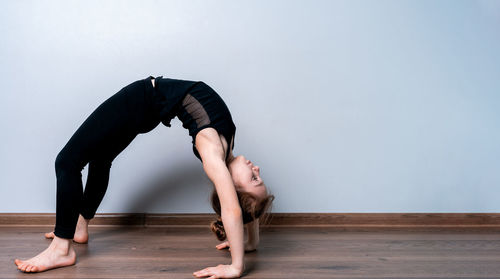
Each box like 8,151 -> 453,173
1,225 -> 500,278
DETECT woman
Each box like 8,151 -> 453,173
14,76 -> 275,278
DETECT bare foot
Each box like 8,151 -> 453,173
15,235 -> 76,273
45,214 -> 90,244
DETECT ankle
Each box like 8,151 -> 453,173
79,214 -> 91,223
51,236 -> 72,251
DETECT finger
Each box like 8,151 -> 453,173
193,269 -> 208,277
193,271 -> 207,278
195,267 -> 215,277
200,272 -> 214,278
216,241 -> 229,247
208,276 -> 216,279
216,244 -> 229,250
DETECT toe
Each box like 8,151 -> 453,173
28,264 -> 37,273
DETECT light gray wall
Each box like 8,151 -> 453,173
1,0 -> 499,214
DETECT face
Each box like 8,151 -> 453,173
227,155 -> 267,199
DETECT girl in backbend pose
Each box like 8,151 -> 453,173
14,76 -> 275,278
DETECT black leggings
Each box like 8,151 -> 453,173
54,76 -> 160,239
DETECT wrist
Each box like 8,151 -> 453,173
231,262 -> 244,273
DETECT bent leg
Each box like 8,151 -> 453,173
53,87 -> 139,239
79,159 -> 112,220
54,149 -> 85,239
15,78 -> 155,273
79,130 -> 137,220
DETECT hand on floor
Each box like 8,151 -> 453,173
193,263 -> 242,278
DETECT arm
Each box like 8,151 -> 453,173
195,128 -> 245,276
216,219 -> 259,252
203,159 -> 245,270
245,218 -> 260,248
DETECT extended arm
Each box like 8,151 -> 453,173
245,218 -> 260,248
193,128 -> 245,278
203,159 -> 245,270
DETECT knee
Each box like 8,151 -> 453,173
55,150 -> 78,174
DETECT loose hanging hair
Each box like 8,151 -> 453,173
210,187 -> 275,241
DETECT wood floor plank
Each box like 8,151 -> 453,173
1,226 -> 500,278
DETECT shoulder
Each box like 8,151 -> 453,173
195,127 -> 224,162
195,128 -> 227,163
